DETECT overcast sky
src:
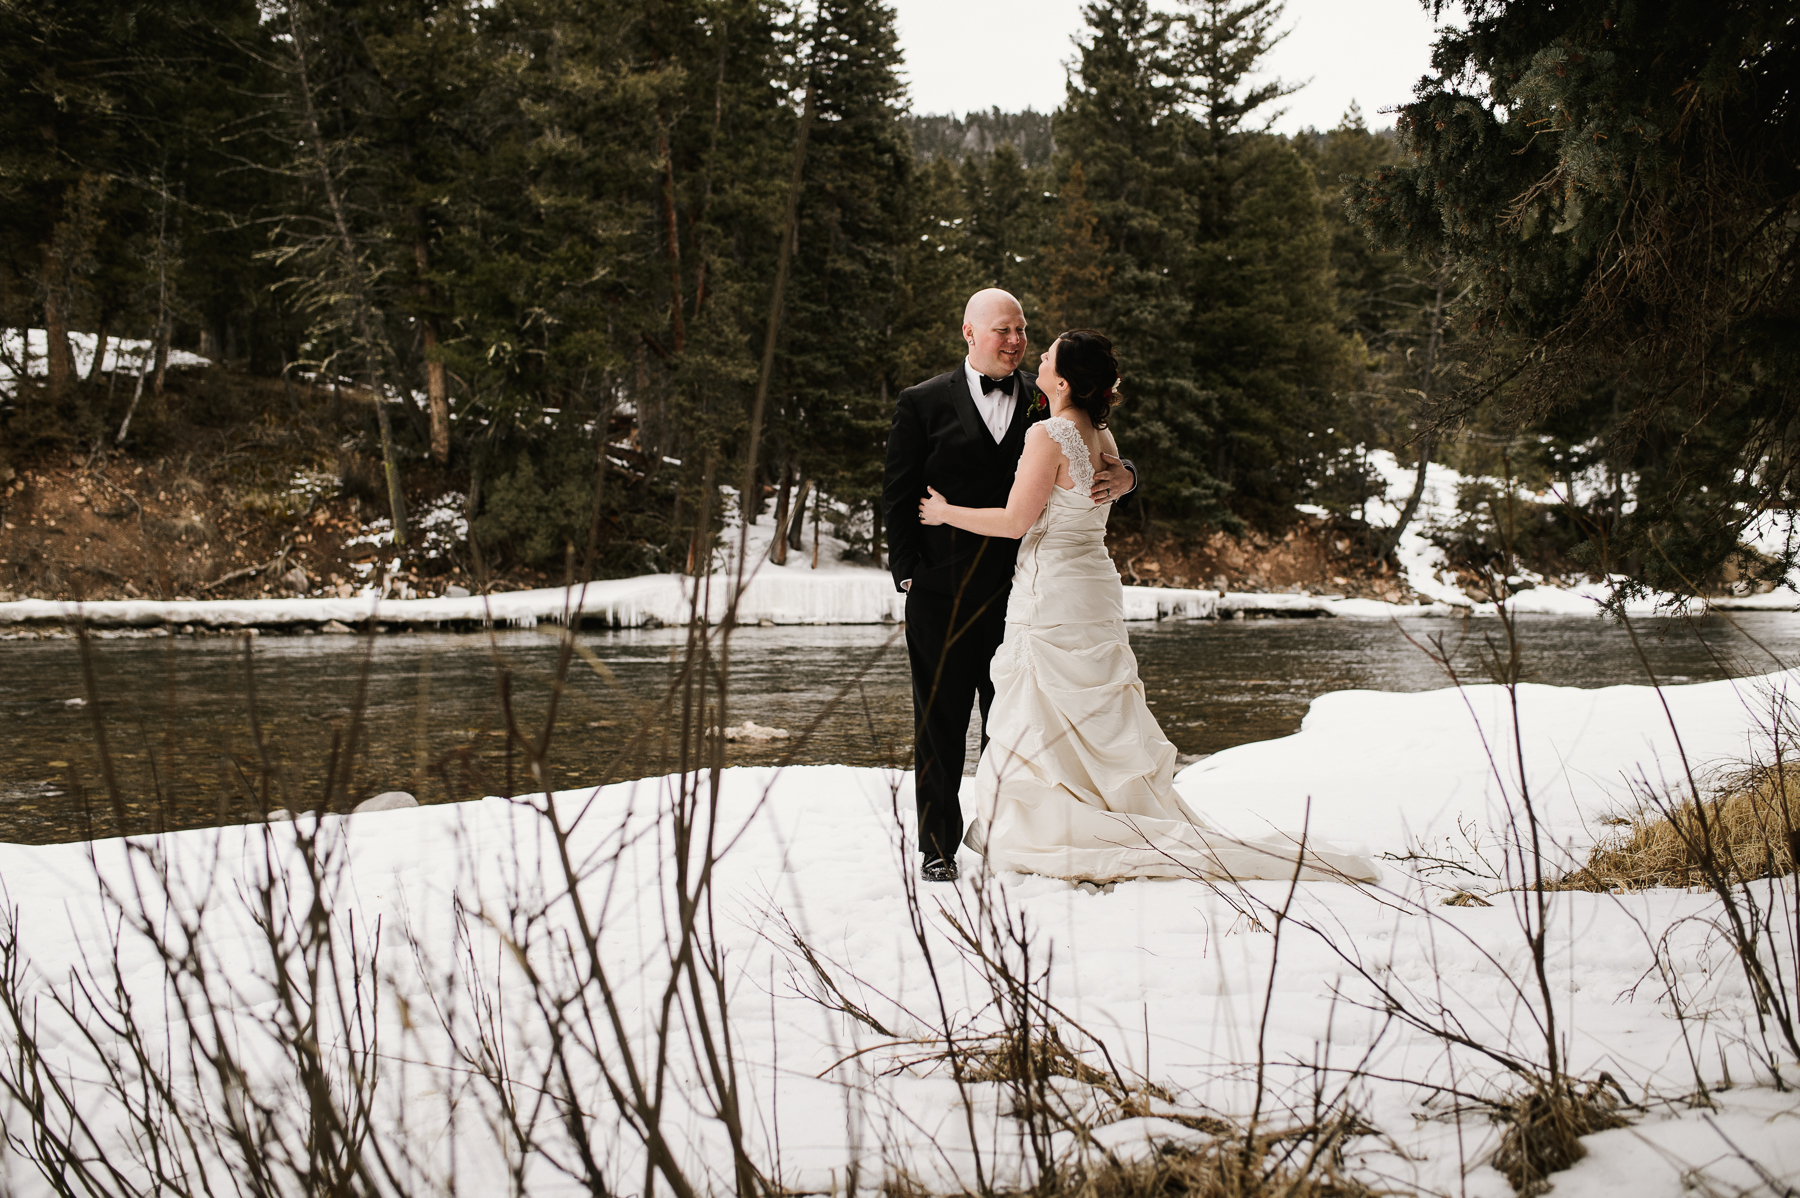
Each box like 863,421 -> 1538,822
891,0 -> 1457,134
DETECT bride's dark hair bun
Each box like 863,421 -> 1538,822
1053,330 -> 1119,429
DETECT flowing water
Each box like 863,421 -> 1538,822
1,611 -> 1793,844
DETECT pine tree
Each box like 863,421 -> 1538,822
1353,0 -> 1800,595
1178,0 -> 1292,237
1055,0 -> 1223,519
1170,0 -> 1357,523
0,1 -> 137,395
448,0 -> 700,572
339,0 -> 491,466
0,0 -> 274,447
1188,135 -> 1358,524
1298,107 -> 1459,536
888,154 -> 978,392
1038,161 -> 1111,336
960,142 -> 1046,295
769,0 -> 914,559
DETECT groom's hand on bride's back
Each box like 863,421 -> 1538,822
1090,454 -> 1137,504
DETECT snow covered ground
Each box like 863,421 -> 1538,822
0,328 -> 210,394
0,577 -> 1402,630
3,570 -> 1788,633
1,670 -> 1794,1196
1356,449 -> 1800,615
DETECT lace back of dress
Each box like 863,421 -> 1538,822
1043,417 -> 1095,495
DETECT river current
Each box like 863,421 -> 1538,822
1,610 -> 1792,844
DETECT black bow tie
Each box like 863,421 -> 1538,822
979,371 -> 1016,395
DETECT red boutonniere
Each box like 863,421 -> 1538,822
1029,388 -> 1048,417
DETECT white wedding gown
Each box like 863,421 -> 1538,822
963,419 -> 1381,884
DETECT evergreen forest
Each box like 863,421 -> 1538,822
2,0 -> 1794,597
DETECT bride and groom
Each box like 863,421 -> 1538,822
882,289 -> 1378,886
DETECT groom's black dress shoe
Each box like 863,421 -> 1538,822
920,856 -> 959,882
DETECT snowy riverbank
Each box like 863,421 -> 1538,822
2,569 -> 1791,632
1,670 -> 1795,1195
0,574 -> 1396,630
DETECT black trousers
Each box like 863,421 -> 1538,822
904,585 -> 1010,861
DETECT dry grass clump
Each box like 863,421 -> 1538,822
1558,764 -> 1799,891
1083,1134 -> 1374,1198
1489,1077 -> 1630,1196
877,1124 -> 1375,1198
957,1028 -> 1124,1091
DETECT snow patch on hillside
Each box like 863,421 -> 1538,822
1359,449 -> 1800,612
0,328 -> 210,395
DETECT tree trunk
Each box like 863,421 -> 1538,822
810,485 -> 822,568
115,344 -> 149,444
1373,258 -> 1451,564
288,0 -> 406,544
689,42 -> 727,317
732,74 -> 816,585
5,327 -> 27,379
658,125 -> 686,354
786,477 -> 812,553
1376,433 -> 1435,564
769,462 -> 792,565
86,318 -> 109,383
466,460 -> 486,587
151,175 -> 172,396
40,236 -> 76,393
415,238 -> 450,465
374,385 -> 409,542
281,359 -> 299,418
151,314 -> 171,396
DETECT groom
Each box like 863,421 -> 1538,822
882,289 -> 1136,881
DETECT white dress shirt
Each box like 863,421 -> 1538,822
964,358 -> 1017,444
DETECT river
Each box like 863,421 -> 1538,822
1,611 -> 1792,844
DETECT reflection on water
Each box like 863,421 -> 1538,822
1,611 -> 1793,844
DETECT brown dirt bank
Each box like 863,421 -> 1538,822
1,451 -> 1422,608
0,365 -> 1505,606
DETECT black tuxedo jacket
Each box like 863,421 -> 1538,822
882,367 -> 1045,602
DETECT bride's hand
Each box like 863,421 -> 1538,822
919,486 -> 950,526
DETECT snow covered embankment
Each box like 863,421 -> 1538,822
5,437 -> 1792,630
0,577 -> 1384,630
0,487 -> 1419,630
0,670 -> 1795,1196
1356,448 -> 1800,614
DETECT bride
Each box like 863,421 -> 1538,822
919,331 -> 1379,885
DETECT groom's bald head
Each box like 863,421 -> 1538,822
963,288 -> 1027,378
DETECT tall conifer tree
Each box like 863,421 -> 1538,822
1354,0 -> 1800,593
1055,0 -> 1222,519
774,0 -> 913,552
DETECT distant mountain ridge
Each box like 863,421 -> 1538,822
902,108 -> 1055,167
